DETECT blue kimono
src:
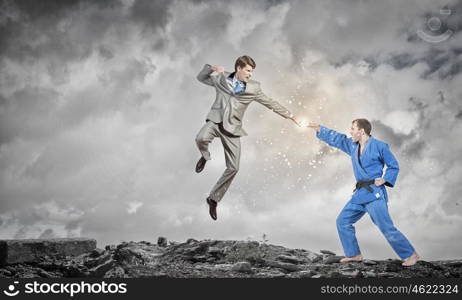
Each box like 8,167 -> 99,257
316,126 -> 415,259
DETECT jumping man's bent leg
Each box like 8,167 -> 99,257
208,132 -> 241,203
195,121 -> 219,161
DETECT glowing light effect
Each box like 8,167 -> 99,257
294,118 -> 309,130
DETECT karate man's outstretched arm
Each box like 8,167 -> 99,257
308,123 -> 354,155
380,143 -> 400,187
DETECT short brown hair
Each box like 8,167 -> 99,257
235,55 -> 256,72
352,118 -> 372,135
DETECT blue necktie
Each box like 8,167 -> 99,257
233,80 -> 244,94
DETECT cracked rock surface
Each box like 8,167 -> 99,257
0,238 -> 461,278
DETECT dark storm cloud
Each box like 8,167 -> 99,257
0,86 -> 60,144
402,139 -> 427,158
129,0 -> 172,31
98,45 -> 114,60
371,119 -> 427,164
421,48 -> 462,79
371,120 -> 410,150
124,0 -> 174,52
0,0 -> 164,145
386,42 -> 462,79
65,219 -> 83,231
390,2 -> 462,79
11,0 -> 119,19
279,0 -> 462,79
387,53 -> 419,70
0,0 -> 124,61
455,109 -> 462,119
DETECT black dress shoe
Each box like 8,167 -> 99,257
206,197 -> 217,220
195,157 -> 207,173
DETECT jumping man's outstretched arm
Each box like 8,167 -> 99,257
253,84 -> 301,126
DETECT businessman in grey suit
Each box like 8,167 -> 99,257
195,55 -> 301,220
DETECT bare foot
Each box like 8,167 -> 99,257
340,254 -> 363,263
402,252 -> 420,267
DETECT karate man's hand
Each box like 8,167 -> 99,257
211,65 -> 225,73
374,178 -> 385,186
307,123 -> 321,133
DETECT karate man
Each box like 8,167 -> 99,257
308,119 -> 419,266
195,55 -> 301,220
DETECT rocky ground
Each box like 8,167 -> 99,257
0,237 -> 461,278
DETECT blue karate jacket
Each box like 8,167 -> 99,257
316,126 -> 399,204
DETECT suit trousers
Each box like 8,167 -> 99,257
195,121 -> 241,202
336,199 -> 415,259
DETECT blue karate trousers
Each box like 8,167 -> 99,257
336,199 -> 415,259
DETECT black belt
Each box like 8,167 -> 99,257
354,180 -> 375,193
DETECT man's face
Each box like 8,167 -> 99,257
236,64 -> 254,82
350,121 -> 363,142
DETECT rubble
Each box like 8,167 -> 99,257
0,238 -> 96,266
0,237 -> 460,278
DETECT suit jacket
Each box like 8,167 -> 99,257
196,64 -> 293,137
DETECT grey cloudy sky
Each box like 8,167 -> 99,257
1,0 -> 461,260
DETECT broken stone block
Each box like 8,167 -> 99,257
362,259 -> 377,265
323,255 -> 344,264
88,259 -> 116,277
320,250 -> 336,255
90,248 -> 105,258
266,260 -> 301,272
104,266 -> 126,278
0,238 -> 96,266
157,237 -> 168,247
105,245 -> 116,251
298,270 -> 314,278
186,238 -> 198,244
276,254 -> 304,264
232,261 -> 252,273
